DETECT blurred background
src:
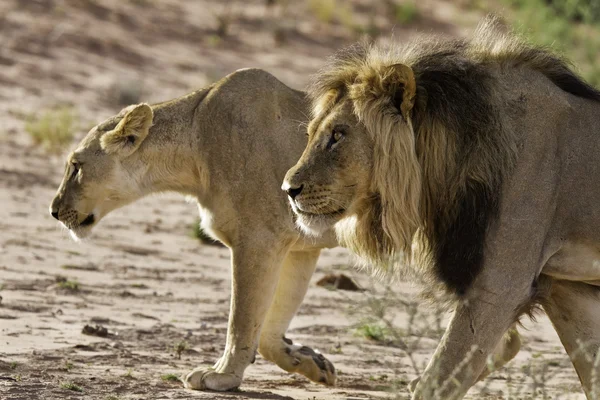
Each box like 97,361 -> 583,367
1,0 -> 599,151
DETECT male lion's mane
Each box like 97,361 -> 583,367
309,15 -> 600,295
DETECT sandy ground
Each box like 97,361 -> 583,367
0,0 -> 589,399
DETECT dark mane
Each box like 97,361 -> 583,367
309,15 -> 599,295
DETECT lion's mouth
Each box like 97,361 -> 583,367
295,208 -> 346,217
80,213 -> 95,227
292,206 -> 346,235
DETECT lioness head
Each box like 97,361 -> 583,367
283,60 -> 422,261
50,103 -> 153,240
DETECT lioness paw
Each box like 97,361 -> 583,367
279,340 -> 336,386
289,345 -> 336,386
260,336 -> 336,386
182,368 -> 241,391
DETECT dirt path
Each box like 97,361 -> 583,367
0,1 -> 588,399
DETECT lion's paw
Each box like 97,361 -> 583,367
182,367 -> 241,391
285,343 -> 336,385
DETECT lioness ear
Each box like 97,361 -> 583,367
381,63 -> 416,121
100,103 -> 153,156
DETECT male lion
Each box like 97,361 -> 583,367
49,68 -> 337,391
283,16 -> 600,399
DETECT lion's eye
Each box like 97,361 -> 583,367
333,131 -> 343,142
327,129 -> 344,150
71,162 -> 80,179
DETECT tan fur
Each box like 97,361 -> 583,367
285,15 -> 600,399
100,103 -> 154,156
50,69 -> 338,391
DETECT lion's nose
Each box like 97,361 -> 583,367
286,185 -> 304,200
50,208 -> 60,220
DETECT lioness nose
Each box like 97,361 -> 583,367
286,185 -> 303,200
50,208 -> 59,220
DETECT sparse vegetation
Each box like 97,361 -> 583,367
172,340 -> 188,360
9,361 -> 17,370
354,322 -> 389,343
546,0 -> 600,23
25,106 -> 77,153
64,360 -> 74,371
130,283 -> 148,289
123,368 -> 134,378
330,343 -> 343,354
308,0 -> 336,23
56,277 -> 80,292
60,382 -> 83,392
161,373 -> 180,382
346,276 -> 600,399
498,0 -> 600,87
394,2 -> 419,24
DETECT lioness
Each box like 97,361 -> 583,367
284,16 -> 600,399
49,68 -> 337,391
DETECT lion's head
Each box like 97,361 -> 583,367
50,103 -> 153,240
283,52 -> 422,264
284,16 -> 600,294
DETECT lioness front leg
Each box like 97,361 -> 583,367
259,249 -> 336,386
183,239 -> 290,391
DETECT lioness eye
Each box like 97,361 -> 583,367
71,162 -> 80,178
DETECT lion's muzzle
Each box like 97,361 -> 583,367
284,184 -> 303,200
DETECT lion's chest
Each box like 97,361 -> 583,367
543,242 -> 600,285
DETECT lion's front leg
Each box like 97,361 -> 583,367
183,240 -> 290,391
411,272 -> 535,400
408,322 -> 521,393
543,279 -> 600,399
258,249 -> 336,386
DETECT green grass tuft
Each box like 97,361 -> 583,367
25,106 -> 77,153
57,279 -> 80,291
354,322 -> 389,342
395,2 -> 419,24
173,340 -> 188,360
60,382 -> 83,392
161,373 -> 180,382
64,360 -> 74,371
501,0 -> 600,87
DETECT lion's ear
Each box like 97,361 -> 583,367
381,63 -> 416,121
100,103 -> 153,157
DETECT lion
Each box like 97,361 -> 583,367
49,68 -> 338,391
283,16 -> 600,399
